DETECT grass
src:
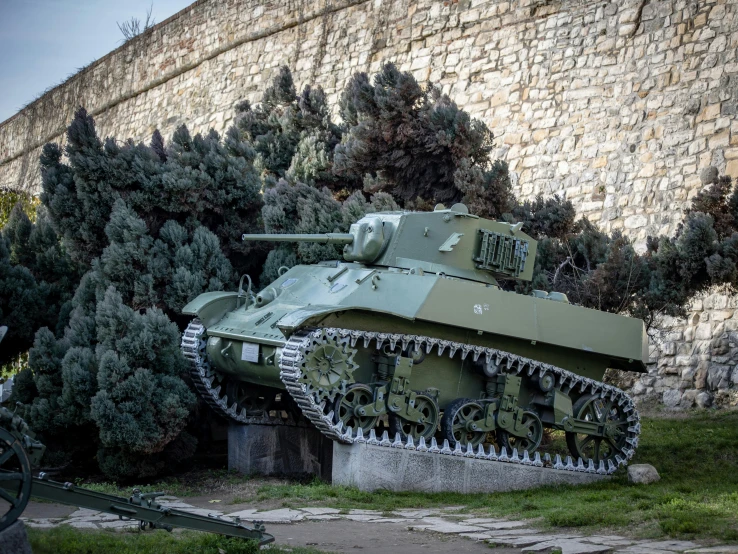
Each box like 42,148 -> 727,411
27,526 -> 327,554
254,410 -> 738,542
73,468 -> 253,498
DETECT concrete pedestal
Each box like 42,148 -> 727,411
228,424 -> 333,479
333,442 -> 608,493
0,521 -> 32,554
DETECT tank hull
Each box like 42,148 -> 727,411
186,261 -> 647,389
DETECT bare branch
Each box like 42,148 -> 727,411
117,2 -> 155,42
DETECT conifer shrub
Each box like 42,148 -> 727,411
12,107 -> 262,477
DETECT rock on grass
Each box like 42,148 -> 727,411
627,464 -> 660,485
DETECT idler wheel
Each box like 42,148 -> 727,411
227,381 -> 276,417
388,394 -> 439,441
441,398 -> 488,448
497,410 -> 543,454
333,384 -> 378,434
566,394 -> 628,464
0,427 -> 32,533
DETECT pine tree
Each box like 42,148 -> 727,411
334,63 -> 509,210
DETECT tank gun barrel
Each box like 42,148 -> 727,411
242,233 -> 354,245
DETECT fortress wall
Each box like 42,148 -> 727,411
1,0 -> 738,406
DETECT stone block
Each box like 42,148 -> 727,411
696,391 -> 713,408
228,424 -> 332,479
332,442 -> 608,493
680,389 -> 698,407
0,521 -> 32,554
707,365 -> 731,390
662,389 -> 681,407
627,464 -> 660,485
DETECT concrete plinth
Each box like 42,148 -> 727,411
0,521 -> 32,554
333,442 -> 608,493
228,424 -> 333,479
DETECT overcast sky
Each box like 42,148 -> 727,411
0,0 -> 193,123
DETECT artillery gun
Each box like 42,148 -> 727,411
182,204 -> 646,473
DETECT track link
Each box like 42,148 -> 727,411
279,327 -> 641,476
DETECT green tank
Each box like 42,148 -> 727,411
182,203 -> 646,472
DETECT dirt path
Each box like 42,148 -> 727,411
268,519 -> 511,553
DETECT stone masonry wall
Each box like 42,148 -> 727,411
1,0 -> 738,407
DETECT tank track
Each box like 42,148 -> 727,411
279,327 -> 641,476
181,319 -> 305,426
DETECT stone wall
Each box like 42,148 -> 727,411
1,0 -> 738,406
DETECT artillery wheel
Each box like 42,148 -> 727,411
497,410 -> 543,454
566,394 -> 628,464
333,384 -> 378,434
0,427 -> 32,533
441,398 -> 488,448
388,393 -> 439,441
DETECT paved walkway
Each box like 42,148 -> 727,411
22,499 -> 738,554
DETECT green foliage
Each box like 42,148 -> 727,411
528,175 -> 738,326
232,67 -> 344,193
0,203 -> 79,364
98,200 -> 235,312
0,188 -> 38,228
18,107 -> 265,478
335,62 -> 512,214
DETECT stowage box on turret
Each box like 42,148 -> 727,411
182,203 -> 646,472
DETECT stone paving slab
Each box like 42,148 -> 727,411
520,538 -> 614,554
304,514 -> 341,521
480,521 -> 530,530
20,497 -> 729,554
300,507 -> 340,515
407,516 -> 487,534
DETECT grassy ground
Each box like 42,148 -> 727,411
64,410 -> 738,543
256,409 -> 738,542
74,468 -> 252,498
27,527 -> 325,554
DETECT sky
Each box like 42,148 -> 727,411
0,0 -> 194,123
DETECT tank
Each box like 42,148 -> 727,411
181,203 -> 646,470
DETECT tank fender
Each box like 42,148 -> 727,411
182,292 -> 239,329
277,305 -> 415,333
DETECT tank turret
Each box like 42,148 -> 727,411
242,203 -> 536,285
182,203 -> 647,476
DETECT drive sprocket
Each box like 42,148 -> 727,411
296,328 -> 359,403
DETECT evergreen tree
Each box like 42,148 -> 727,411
334,63 -> 512,212
232,67 -> 346,193
21,108 -> 265,477
0,204 -> 79,363
91,287 -> 196,479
